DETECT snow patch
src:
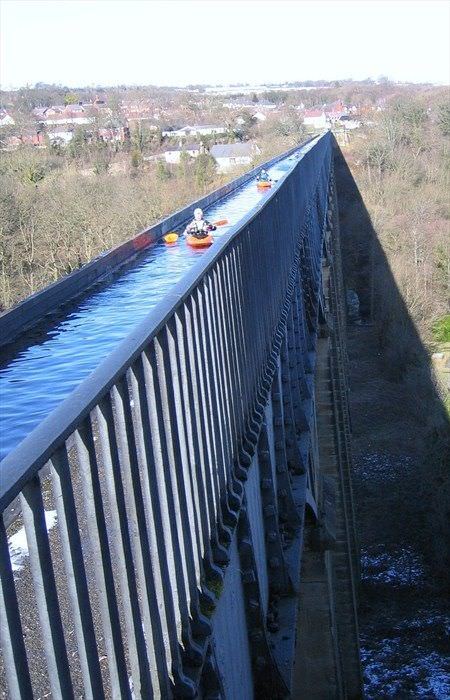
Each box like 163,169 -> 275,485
8,510 -> 58,573
361,610 -> 450,698
361,545 -> 425,586
354,452 -> 414,483
362,641 -> 450,699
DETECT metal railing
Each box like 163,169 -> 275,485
0,132 -> 332,698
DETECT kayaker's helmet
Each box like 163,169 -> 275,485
194,208 -> 203,221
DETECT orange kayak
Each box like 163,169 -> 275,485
257,181 -> 272,189
186,234 -> 213,248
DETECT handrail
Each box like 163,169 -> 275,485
0,131 -> 332,699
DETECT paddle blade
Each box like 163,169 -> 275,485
163,232 -> 179,244
214,219 -> 228,227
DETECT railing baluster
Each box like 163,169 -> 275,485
150,334 -> 207,658
95,396 -> 153,698
0,521 -> 33,699
197,280 -> 230,497
209,268 -> 236,467
223,251 -> 246,438
128,355 -> 197,695
214,256 -> 245,482
184,296 -> 229,566
193,283 -> 235,540
164,320 -> 203,580
111,379 -> 171,697
20,475 -> 74,699
172,307 -> 222,590
75,421 -> 132,699
228,245 -> 253,434
50,447 -> 105,700
174,305 -> 211,561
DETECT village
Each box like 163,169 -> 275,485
0,84 -> 369,171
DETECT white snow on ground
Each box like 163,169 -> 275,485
354,452 -> 414,482
416,655 -> 450,699
361,545 -> 425,586
361,635 -> 450,699
8,510 -> 58,573
393,614 -> 450,634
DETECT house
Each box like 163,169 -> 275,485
223,99 -> 277,110
210,142 -> 260,172
324,100 -> 348,123
33,103 -> 96,127
122,100 -> 154,123
2,130 -> 46,149
163,142 -> 203,164
32,107 -> 48,121
303,109 -> 328,129
338,116 -> 361,130
223,101 -> 256,110
162,125 -> 226,138
47,126 -> 74,144
0,110 -> 15,127
98,126 -> 130,143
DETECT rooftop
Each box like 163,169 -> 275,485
210,142 -> 255,158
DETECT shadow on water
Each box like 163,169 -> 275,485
333,139 -> 450,698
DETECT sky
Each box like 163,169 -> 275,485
1,0 -> 449,89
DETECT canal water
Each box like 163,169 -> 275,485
0,149 -> 308,460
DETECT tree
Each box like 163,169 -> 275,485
234,112 -> 257,141
68,127 -> 90,159
131,122 -> 153,155
64,92 -> 79,105
92,138 -> 111,174
392,101 -> 427,130
178,150 -> 194,179
130,148 -> 142,171
267,90 -> 286,105
194,152 -> 216,189
437,103 -> 450,137
156,159 -> 172,181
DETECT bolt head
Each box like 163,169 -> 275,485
243,570 -> 256,584
250,629 -> 263,643
255,656 -> 266,670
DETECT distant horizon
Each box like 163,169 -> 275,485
1,1 -> 449,90
2,77 -> 448,94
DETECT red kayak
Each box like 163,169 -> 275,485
186,234 -> 213,248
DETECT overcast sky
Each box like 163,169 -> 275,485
1,0 -> 449,89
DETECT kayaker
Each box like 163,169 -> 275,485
184,208 -> 216,239
257,168 -> 271,182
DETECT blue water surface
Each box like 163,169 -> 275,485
0,151 -> 306,460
